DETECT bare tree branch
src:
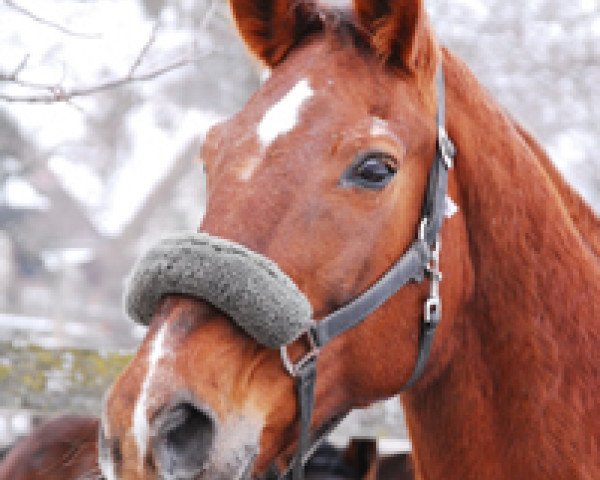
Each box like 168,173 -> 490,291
0,4 -> 221,104
127,24 -> 159,78
5,0 -> 102,39
199,0 -> 218,32
0,56 -> 191,103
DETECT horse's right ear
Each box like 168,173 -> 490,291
229,0 -> 322,67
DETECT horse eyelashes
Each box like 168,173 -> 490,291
339,151 -> 397,190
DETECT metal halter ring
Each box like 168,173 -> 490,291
418,217 -> 429,243
280,327 -> 320,377
438,126 -> 455,170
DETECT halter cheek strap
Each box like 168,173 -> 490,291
277,63 -> 455,480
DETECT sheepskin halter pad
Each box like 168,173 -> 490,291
125,232 -> 314,348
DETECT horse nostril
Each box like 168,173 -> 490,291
152,402 -> 216,477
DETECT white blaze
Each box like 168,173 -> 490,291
445,195 -> 459,219
131,323 -> 169,468
237,155 -> 263,182
99,398 -> 118,480
257,78 -> 314,149
99,453 -> 118,480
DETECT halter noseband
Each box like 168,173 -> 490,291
275,63 -> 455,480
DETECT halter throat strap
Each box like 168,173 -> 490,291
277,63 -> 455,480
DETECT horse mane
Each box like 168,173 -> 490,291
510,120 -> 600,258
400,48 -> 600,480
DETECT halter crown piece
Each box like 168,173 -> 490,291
124,64 -> 455,480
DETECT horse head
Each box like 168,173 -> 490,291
99,1 -> 475,478
99,0 -> 587,478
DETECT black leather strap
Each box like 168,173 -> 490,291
313,240 -> 429,347
277,63 -> 455,480
396,300 -> 440,392
313,65 -> 450,349
292,358 -> 317,480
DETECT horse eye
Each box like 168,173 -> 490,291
340,152 -> 397,189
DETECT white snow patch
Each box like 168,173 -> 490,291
2,157 -> 21,175
11,413 -> 31,436
1,176 -> 50,210
445,195 -> 459,219
548,129 -> 592,169
48,156 -> 103,209
132,323 -> 169,468
0,314 -> 54,332
42,247 -> 94,271
590,16 -> 600,37
257,78 -> 314,149
453,0 -> 489,21
579,0 -> 598,14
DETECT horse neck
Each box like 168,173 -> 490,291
402,50 -> 600,480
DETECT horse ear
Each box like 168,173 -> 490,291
229,0 -> 321,67
353,0 -> 432,71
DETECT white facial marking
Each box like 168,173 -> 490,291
445,195 -> 459,219
132,323 -> 169,469
99,453 -> 119,480
237,155 -> 263,182
99,388 -> 119,480
370,117 -> 392,137
257,78 -> 314,149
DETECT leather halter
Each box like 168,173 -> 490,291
273,64 -> 456,480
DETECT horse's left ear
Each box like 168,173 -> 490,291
229,0 -> 322,67
353,0 -> 433,71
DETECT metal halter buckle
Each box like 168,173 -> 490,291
424,238 -> 442,326
418,217 -> 429,243
438,126 -> 455,170
280,327 -> 320,377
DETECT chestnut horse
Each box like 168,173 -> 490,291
0,416 -> 99,480
101,0 -> 600,479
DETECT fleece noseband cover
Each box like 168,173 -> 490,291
125,233 -> 314,348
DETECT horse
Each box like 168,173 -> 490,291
0,415 -> 100,480
99,0 -> 600,479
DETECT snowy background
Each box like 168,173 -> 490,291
0,0 -> 598,448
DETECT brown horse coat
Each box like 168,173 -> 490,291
0,416 -> 99,480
